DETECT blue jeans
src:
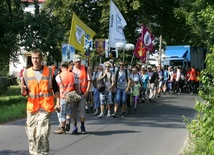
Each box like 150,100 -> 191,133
115,88 -> 127,105
100,91 -> 113,105
57,99 -> 70,123
93,88 -> 100,108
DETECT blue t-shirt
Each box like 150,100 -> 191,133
141,74 -> 149,89
164,70 -> 169,81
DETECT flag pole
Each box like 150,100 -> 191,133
146,50 -> 150,65
158,35 -> 162,66
131,53 -> 134,65
87,56 -> 90,67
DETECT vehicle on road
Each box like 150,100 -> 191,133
162,45 -> 207,70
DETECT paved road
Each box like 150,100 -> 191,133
0,93 -> 199,155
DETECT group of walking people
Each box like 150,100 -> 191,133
89,61 -> 200,118
20,49 -> 200,155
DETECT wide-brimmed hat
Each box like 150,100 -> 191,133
147,65 -> 152,68
73,54 -> 81,62
104,61 -> 112,67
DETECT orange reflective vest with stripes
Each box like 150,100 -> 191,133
24,66 -> 54,113
79,65 -> 88,93
57,71 -> 75,99
189,68 -> 196,81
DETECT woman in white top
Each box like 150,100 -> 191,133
174,66 -> 181,94
97,62 -> 115,118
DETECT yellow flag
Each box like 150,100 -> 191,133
69,13 -> 96,53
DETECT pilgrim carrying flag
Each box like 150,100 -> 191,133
140,24 -> 155,52
108,0 -> 127,48
133,38 -> 147,63
69,13 -> 96,53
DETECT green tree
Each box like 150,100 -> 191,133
178,0 -> 214,154
43,0 -> 189,64
0,0 -> 25,75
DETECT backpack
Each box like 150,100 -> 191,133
115,69 -> 128,86
92,71 -> 105,92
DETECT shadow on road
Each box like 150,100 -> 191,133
0,150 -> 29,155
86,130 -> 140,136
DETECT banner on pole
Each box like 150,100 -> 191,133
140,24 -> 155,52
133,38 -> 147,63
62,44 -> 75,62
95,39 -> 105,55
68,13 -> 96,53
108,0 -> 127,48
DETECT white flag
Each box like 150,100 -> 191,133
109,0 -> 127,48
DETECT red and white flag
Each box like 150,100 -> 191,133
140,24 -> 155,52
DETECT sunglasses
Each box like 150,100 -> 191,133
119,64 -> 124,66
105,66 -> 110,68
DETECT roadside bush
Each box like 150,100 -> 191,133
184,48 -> 214,154
0,86 -> 26,124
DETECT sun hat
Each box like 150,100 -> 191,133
104,61 -> 112,67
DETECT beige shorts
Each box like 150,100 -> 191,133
72,95 -> 86,119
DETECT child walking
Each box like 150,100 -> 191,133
141,69 -> 149,103
132,78 -> 141,111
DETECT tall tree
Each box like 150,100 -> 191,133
177,0 -> 214,154
0,0 -> 26,75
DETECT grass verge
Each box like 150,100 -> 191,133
0,85 -> 27,124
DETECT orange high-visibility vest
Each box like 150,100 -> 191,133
189,68 -> 196,81
57,71 -> 75,99
24,66 -> 54,113
79,65 -> 88,93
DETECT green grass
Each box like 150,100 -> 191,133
0,85 -> 27,124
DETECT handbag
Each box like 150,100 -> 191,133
96,79 -> 105,92
59,74 -> 81,105
93,71 -> 105,92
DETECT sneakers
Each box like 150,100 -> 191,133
71,126 -> 86,134
65,119 -> 70,132
98,113 -> 104,118
112,113 -> 117,118
81,126 -> 86,134
54,127 -> 65,134
94,111 -> 99,116
107,112 -> 111,117
72,127 -> 78,134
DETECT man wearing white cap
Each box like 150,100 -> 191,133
71,54 -> 92,134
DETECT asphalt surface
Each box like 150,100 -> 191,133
0,93 -> 199,155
